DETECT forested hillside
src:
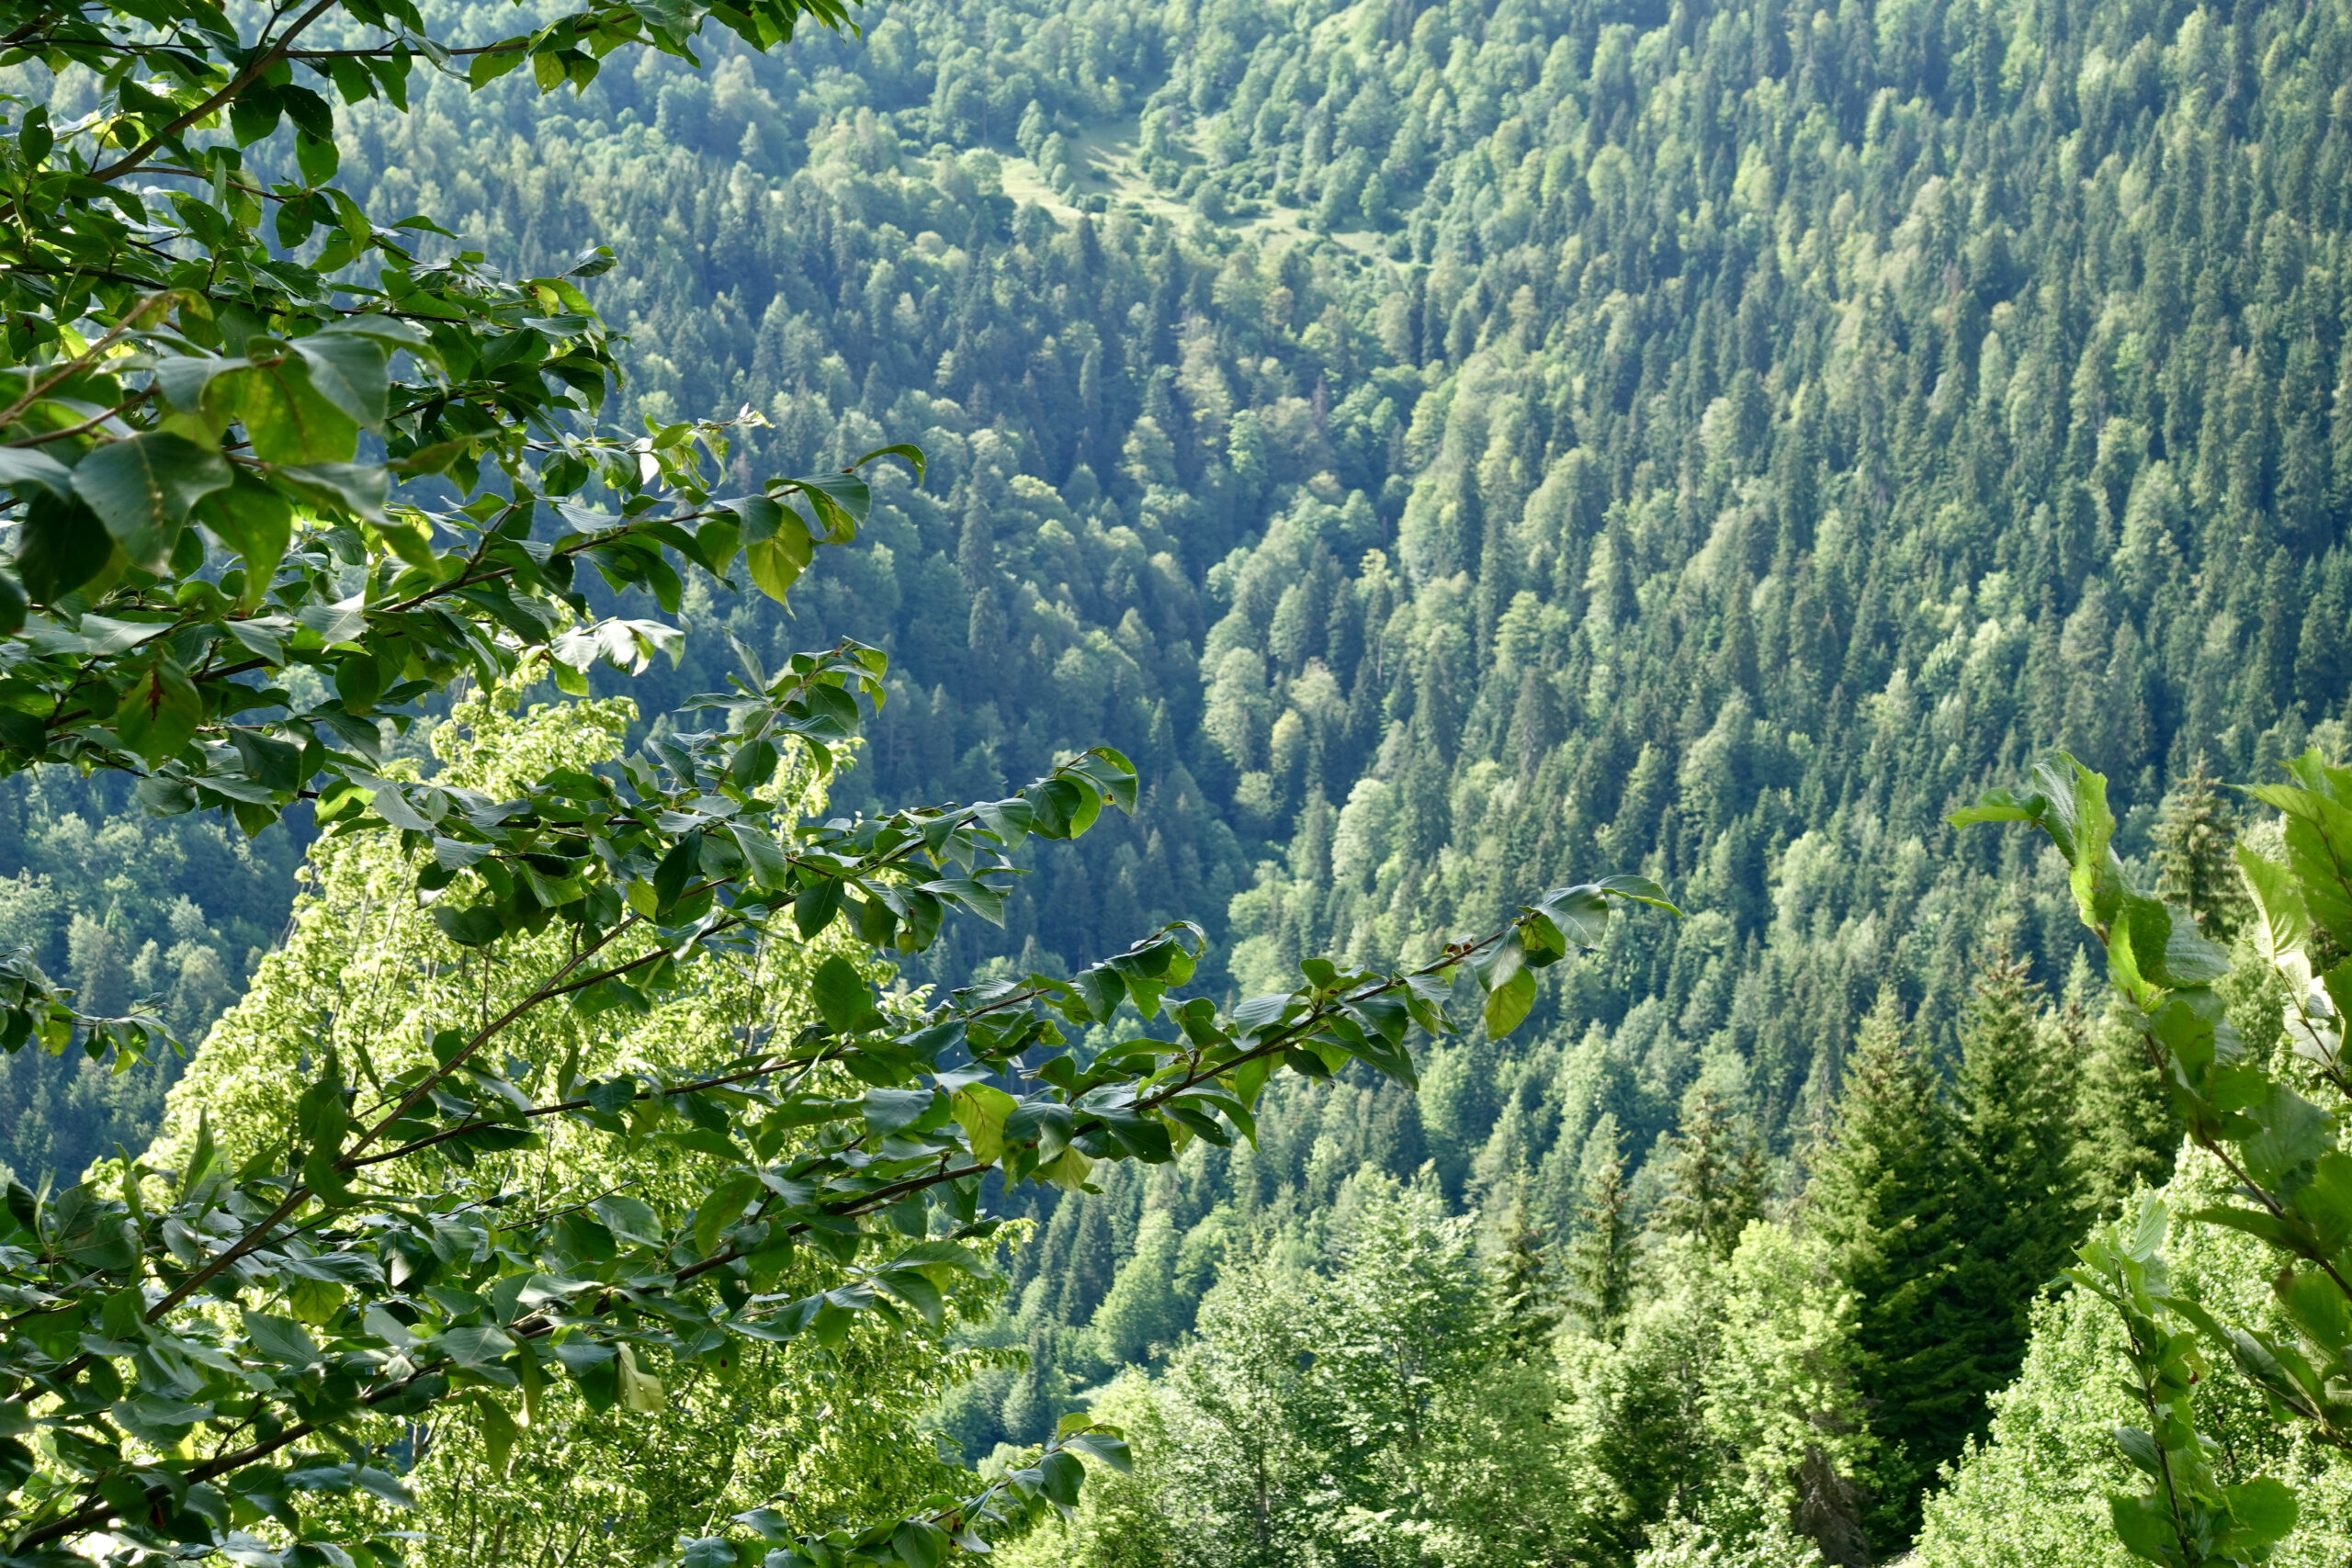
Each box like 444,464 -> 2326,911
189,0 -> 2347,1461
7,0 -> 2352,1556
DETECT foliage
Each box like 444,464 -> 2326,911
1919,1148 -> 2352,1568
1948,949 -> 2089,1449
2156,759 -> 2252,942
1800,986 -> 1962,1538
0,0 -> 1679,1562
52,0 -> 2342,1158
1956,748 -> 2352,1563
1652,1087 -> 1767,1261
1562,1111 -> 1634,1340
1492,1181 -> 1561,1352
129,685 -> 987,1564
2075,944 -> 2187,1221
0,0 -> 940,1063
7,0 -> 2352,1491
1004,1202 -> 1871,1568
0,594 -> 1660,1568
1555,1222 -> 1870,1568
1000,1174 -> 1590,1568
8,0 -> 2352,1552
0,765 -> 300,1182
2069,1199 -> 2299,1567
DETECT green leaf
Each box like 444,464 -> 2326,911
115,653 -> 202,763
241,1310 -> 322,1370
730,1509 -> 795,1544
875,1268 -> 944,1325
790,473 -> 869,541
850,443 -> 926,484
16,491 -> 117,604
953,1083 -> 1016,1161
0,448 -> 74,501
2241,1081 -> 2332,1190
891,1519 -> 948,1568
2108,1493 -> 2181,1562
864,1087 -> 936,1139
652,830 -> 702,908
229,85 -> 283,144
194,470 -> 294,595
2222,1475 -> 2299,1548
1075,964 -> 1126,1021
303,1145 -> 360,1208
889,1239 -> 984,1274
1063,1428 -> 1134,1472
1038,1449 -> 1084,1507
725,495 -> 784,542
1594,873 -> 1680,913
726,823 -> 789,888
439,1325 -> 518,1367
278,1250 -> 381,1284
72,433 -> 232,570
474,1393 -> 520,1474
795,877 -> 843,937
615,1344 -> 665,1412
432,905 -> 504,948
234,354 -> 361,462
291,329 -> 390,424
693,1172 -> 763,1257
279,461 -> 390,525
277,84 -> 335,141
594,1195 -> 663,1247
294,128 -> 338,186
2239,845 -> 2312,962
112,1393 -> 212,1449
812,955 -> 866,1034
745,524 -> 815,604
1483,966 -> 1538,1039
2112,1426 -> 2165,1478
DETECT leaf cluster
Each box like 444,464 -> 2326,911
1957,750 -> 2352,1564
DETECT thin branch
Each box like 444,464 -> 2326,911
0,387 -> 154,447
86,0 -> 345,185
0,290 -> 172,427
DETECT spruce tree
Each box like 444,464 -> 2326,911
2154,753 -> 2250,939
1565,1113 -> 1637,1340
1494,1181 -> 1564,1353
1655,1086 -> 1769,1258
2066,950 -> 2177,1215
1802,987 -> 1964,1551
1949,949 -> 2087,1440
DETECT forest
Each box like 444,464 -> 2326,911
3,0 -> 2352,1559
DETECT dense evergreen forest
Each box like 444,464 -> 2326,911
8,0 -> 2352,1556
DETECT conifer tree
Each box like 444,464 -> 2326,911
1566,1113 -> 1637,1341
1949,948 -> 2087,1442
1655,1086 -> 1769,1258
1803,987 -> 1964,1550
1494,1180 -> 1563,1353
2154,754 -> 2250,939
2065,950 -> 2177,1215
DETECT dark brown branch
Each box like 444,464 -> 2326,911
86,0 -> 345,184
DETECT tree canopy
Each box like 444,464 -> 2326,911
0,0 -> 1673,1562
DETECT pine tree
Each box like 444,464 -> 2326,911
1948,949 -> 2087,1440
1494,1180 -> 1562,1353
1802,987 -> 1963,1551
2154,753 -> 2250,939
2066,949 -> 2177,1216
1565,1113 -> 1636,1341
1654,1086 -> 1768,1259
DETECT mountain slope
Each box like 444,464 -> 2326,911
8,0 -> 2350,1483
